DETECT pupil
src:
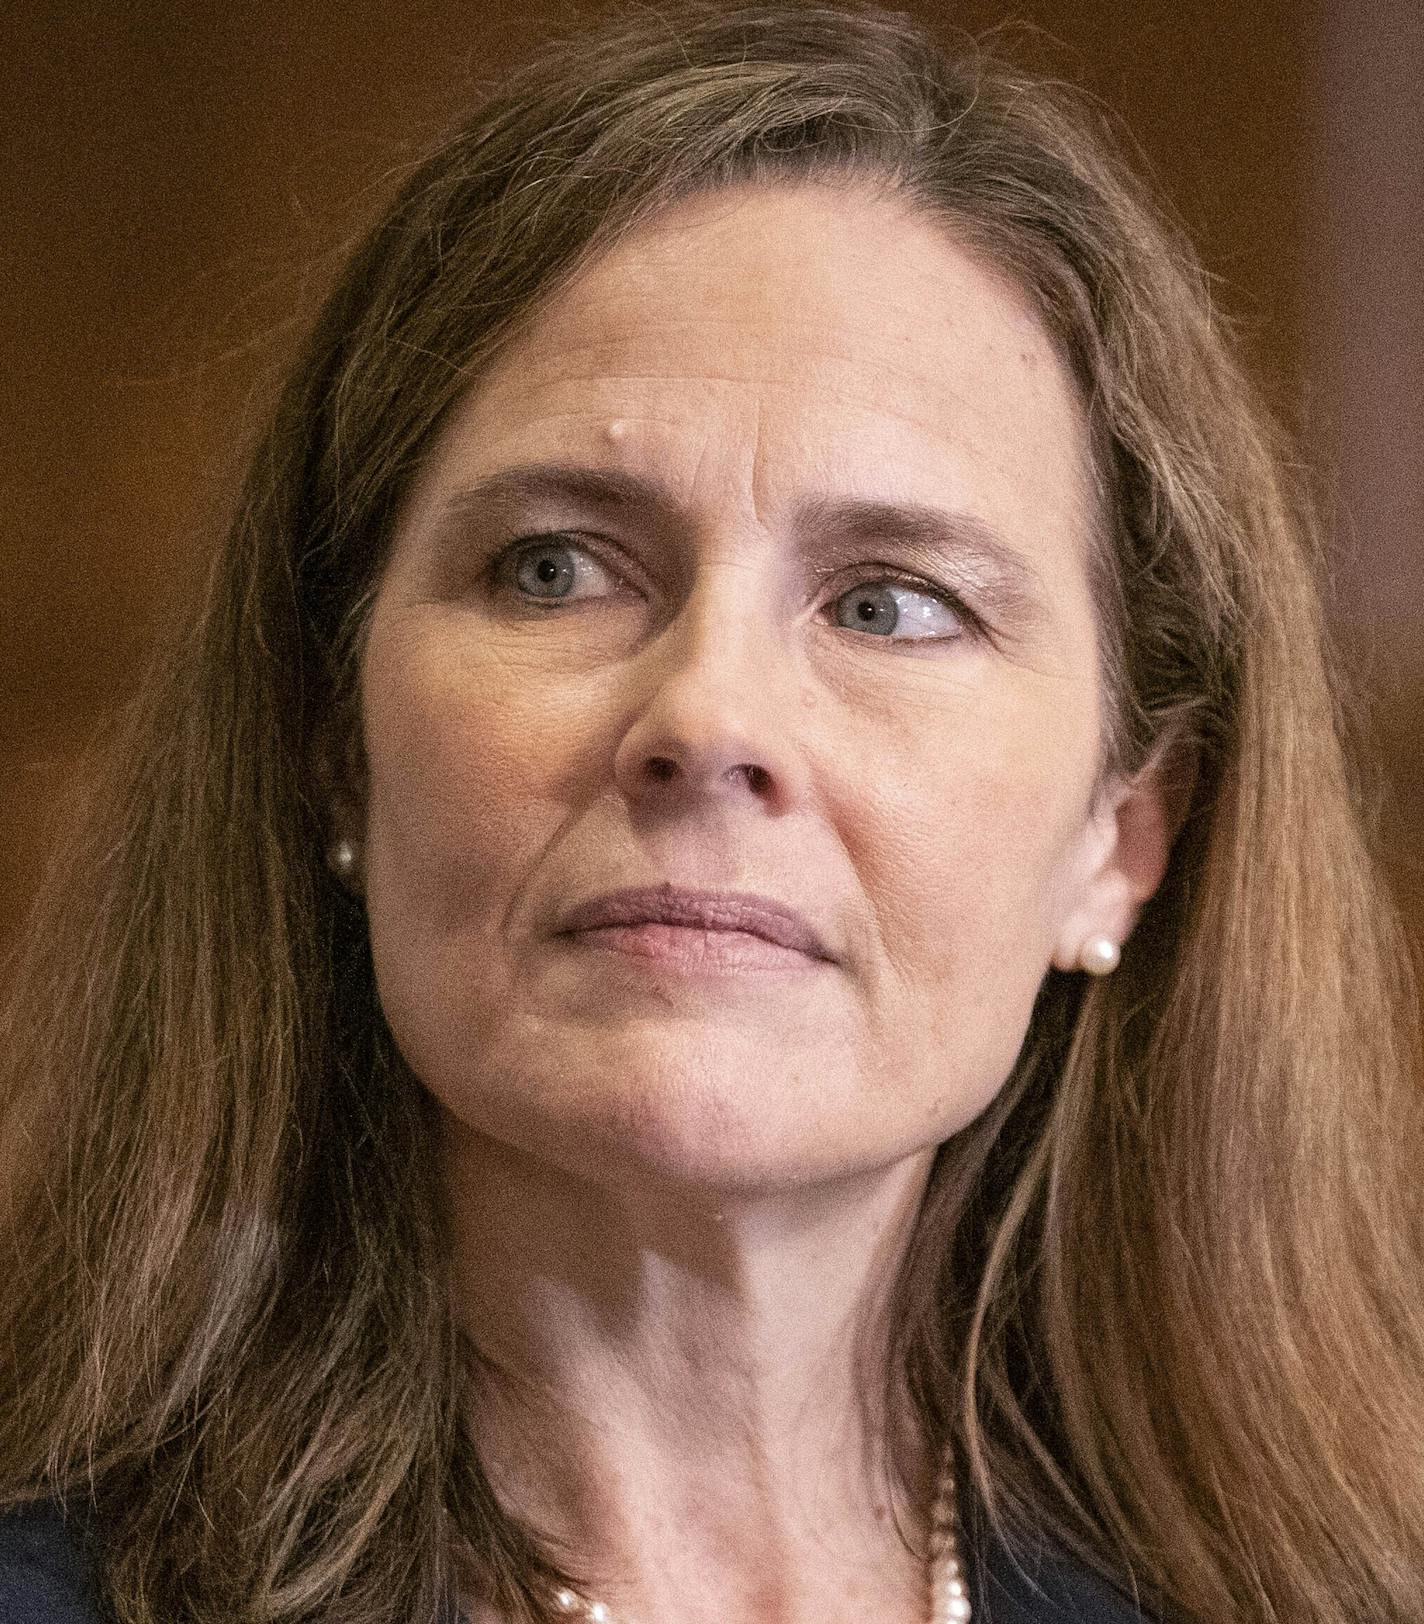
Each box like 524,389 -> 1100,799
536,558 -> 559,582
857,599 -> 876,621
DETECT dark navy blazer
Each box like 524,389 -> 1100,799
0,1494 -> 1159,1621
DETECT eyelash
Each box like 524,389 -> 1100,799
486,532 -> 985,642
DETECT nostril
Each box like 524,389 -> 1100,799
637,756 -> 773,794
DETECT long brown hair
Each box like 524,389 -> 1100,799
2,4 -> 1420,1620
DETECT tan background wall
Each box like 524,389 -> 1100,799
2,0 -> 1419,966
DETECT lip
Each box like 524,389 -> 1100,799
556,884 -> 835,962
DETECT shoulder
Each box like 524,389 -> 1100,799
0,1500 -> 107,1624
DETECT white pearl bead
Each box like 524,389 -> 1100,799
553,1590 -> 580,1613
587,1605 -> 611,1623
1080,935 -> 1121,975
944,1597 -> 972,1621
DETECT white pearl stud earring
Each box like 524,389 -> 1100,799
1079,935 -> 1121,975
328,836 -> 360,883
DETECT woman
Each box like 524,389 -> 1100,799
1,3 -> 1420,1621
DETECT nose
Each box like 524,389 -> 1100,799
612,567 -> 807,817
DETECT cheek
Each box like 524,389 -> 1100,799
842,693 -> 1094,1075
360,625 -> 561,944
358,623 -> 592,1120
859,687 -> 1093,929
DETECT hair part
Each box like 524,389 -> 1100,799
3,4 -> 1422,1621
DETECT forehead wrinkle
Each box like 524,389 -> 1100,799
473,299 -> 1036,427
488,343 -> 966,397
747,393 -> 771,538
472,373 -> 1010,463
481,294 -> 982,385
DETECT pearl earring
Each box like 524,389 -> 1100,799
1079,935 -> 1121,975
328,836 -> 360,883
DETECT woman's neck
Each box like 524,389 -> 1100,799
440,1119 -> 939,1624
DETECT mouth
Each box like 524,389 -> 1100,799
556,883 -> 835,969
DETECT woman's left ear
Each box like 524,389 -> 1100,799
1051,727 -> 1197,973
310,707 -> 369,893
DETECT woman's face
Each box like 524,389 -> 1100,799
356,181 -> 1162,1193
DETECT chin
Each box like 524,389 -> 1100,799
427,1045 -> 965,1204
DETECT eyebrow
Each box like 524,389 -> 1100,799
429,461 -> 1049,626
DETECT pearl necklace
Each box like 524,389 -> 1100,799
542,1444 -> 972,1624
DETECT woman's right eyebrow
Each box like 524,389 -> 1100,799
434,462 -> 681,532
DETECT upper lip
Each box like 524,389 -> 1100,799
557,883 -> 834,961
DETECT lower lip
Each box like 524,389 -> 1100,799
564,922 -> 825,971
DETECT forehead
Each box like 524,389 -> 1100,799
408,181 -> 1098,588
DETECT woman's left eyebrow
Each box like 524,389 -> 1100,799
793,492 -> 1049,626
429,461 -> 1051,626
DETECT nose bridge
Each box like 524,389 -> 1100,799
613,545 -> 805,809
665,550 -> 779,685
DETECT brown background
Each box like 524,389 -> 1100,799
2,0 -> 1420,970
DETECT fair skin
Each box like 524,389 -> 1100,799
347,180 -> 1174,1623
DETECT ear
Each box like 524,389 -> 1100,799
1050,728 -> 1197,973
311,697 -> 369,856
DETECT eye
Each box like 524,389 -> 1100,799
829,577 -> 971,641
500,534 -> 626,603
492,539 -> 975,642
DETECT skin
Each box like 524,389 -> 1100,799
346,180 -> 1173,1622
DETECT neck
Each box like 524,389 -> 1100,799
440,1119 -> 940,1624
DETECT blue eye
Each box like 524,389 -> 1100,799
498,537 -> 972,643
508,536 -> 620,601
831,580 -> 968,640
